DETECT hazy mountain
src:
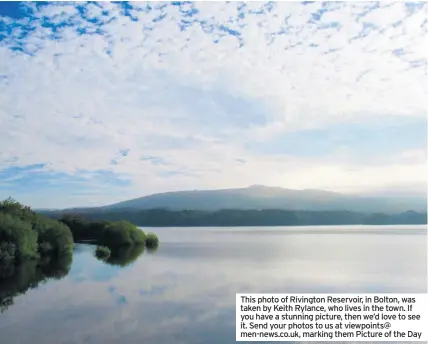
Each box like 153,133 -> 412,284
96,185 -> 427,213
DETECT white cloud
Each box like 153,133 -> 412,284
0,1 -> 426,207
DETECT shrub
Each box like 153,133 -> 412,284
0,198 -> 37,223
57,214 -> 159,251
0,213 -> 38,262
60,216 -> 110,242
59,215 -> 89,239
38,242 -> 53,255
101,221 -> 138,247
0,199 -> 74,264
33,216 -> 74,255
145,233 -> 159,249
129,227 -> 146,244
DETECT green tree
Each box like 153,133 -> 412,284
0,198 -> 74,273
33,216 -> 74,255
101,221 -> 142,247
145,232 -> 159,249
0,213 -> 38,262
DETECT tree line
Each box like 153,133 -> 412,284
40,208 -> 427,227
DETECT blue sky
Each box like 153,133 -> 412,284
0,1 -> 426,208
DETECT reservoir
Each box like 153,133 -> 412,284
0,225 -> 426,344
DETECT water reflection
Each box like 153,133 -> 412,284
0,252 -> 72,313
0,244 -> 148,315
0,226 -> 426,344
95,245 -> 146,267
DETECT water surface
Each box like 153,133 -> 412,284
0,225 -> 426,344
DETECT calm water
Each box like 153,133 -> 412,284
0,225 -> 426,344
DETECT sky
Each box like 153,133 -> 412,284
0,1 -> 427,209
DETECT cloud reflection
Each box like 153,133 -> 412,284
0,226 -> 425,344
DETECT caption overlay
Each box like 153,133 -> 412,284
236,293 -> 427,341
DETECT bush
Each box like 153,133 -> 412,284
0,197 -> 37,223
145,233 -> 159,249
101,221 -> 146,247
59,216 -> 109,242
58,211 -> 160,254
0,198 -> 74,265
59,215 -> 88,239
59,214 -> 158,251
38,242 -> 53,255
129,227 -> 146,244
95,246 -> 111,259
0,213 -> 39,262
102,222 -> 132,246
33,216 -> 74,255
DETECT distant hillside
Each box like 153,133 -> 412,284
96,185 -> 426,214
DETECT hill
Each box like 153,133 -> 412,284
95,185 -> 426,214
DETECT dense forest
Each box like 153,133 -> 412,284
40,208 -> 427,227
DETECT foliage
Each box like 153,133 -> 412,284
33,215 -> 74,255
0,198 -> 158,313
101,221 -> 133,246
100,220 -> 146,247
0,242 -> 17,279
0,197 -> 37,223
0,242 -> 16,265
60,216 -> 149,248
0,198 -> 74,272
38,241 -> 53,255
128,224 -> 146,244
95,246 -> 111,259
0,198 -> 159,261
59,215 -> 108,241
0,212 -> 39,262
145,232 -> 159,249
